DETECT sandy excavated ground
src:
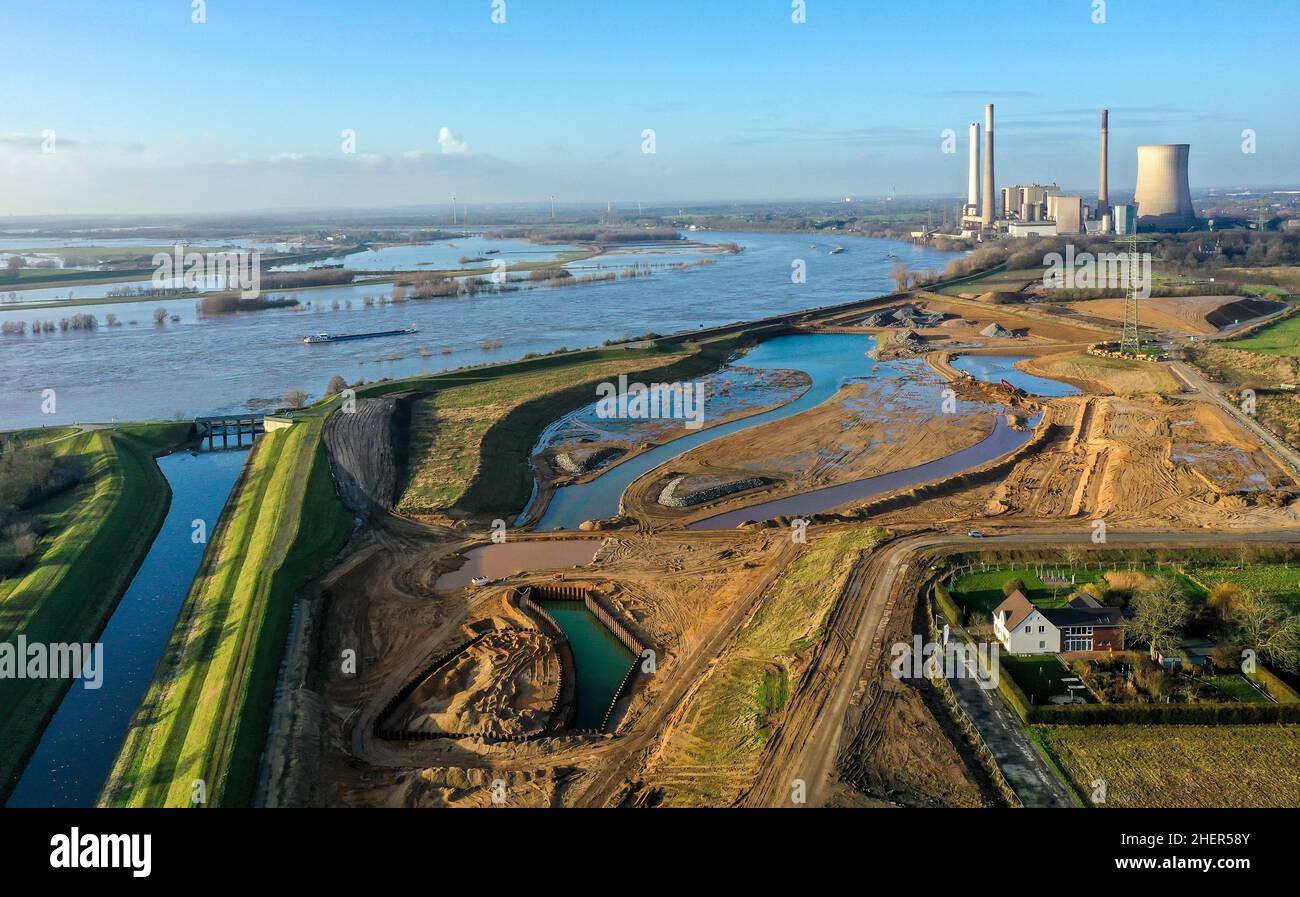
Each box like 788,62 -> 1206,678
867,394 -> 1298,531
1071,295 -> 1236,336
382,628 -> 560,738
626,363 -> 1001,528
268,287 -> 1297,810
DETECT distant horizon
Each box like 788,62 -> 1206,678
3,1 -> 1296,216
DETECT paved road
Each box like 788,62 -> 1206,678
948,646 -> 1073,807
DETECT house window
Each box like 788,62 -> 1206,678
1039,625 -> 1045,632
1065,637 -> 1094,651
1024,625 -> 1031,633
1039,641 -> 1045,649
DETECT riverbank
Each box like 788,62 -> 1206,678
0,421 -> 190,804
100,410 -> 352,807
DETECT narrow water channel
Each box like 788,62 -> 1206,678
6,448 -> 247,808
538,600 -> 635,730
688,412 -> 1041,529
534,333 -> 889,531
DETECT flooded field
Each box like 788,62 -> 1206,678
534,332 -> 892,530
952,354 -> 1082,397
0,232 -> 956,430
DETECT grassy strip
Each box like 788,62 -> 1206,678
657,528 -> 884,807
388,334 -> 748,519
0,422 -> 190,802
1224,309 -> 1300,356
100,413 -> 351,807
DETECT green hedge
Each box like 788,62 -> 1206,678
1015,696 -> 1300,726
933,580 -> 963,627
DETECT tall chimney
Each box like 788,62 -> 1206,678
981,104 -> 995,227
967,122 -> 980,209
1098,108 -> 1109,221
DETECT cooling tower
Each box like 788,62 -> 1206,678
981,104 -> 995,227
1097,109 -> 1109,219
967,121 -> 980,208
1134,144 -> 1195,230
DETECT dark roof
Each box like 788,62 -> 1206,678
1041,605 -> 1123,627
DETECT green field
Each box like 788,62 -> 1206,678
101,411 -> 351,807
0,421 -> 190,802
1187,563 -> 1300,611
1223,311 -> 1300,356
1204,674 -> 1271,703
948,568 -> 1093,616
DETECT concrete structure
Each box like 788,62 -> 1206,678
981,104 -> 995,227
1007,221 -> 1058,238
1134,144 -> 1196,229
993,591 -> 1125,656
1112,203 -> 1136,234
1052,195 -> 1084,235
1097,108 -> 1109,221
967,121 -> 980,212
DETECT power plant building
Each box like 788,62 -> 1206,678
944,105 -> 1193,239
1112,203 -> 1137,234
1134,144 -> 1195,230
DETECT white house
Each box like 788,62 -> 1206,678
993,590 -> 1060,654
992,590 -> 1125,656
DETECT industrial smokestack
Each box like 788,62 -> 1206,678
1098,109 -> 1109,221
981,104 -> 995,227
967,121 -> 980,209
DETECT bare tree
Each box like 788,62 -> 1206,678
1227,591 -> 1300,673
1128,576 -> 1192,660
283,389 -> 308,409
152,306 -> 168,325
890,261 -> 910,292
326,375 -> 348,394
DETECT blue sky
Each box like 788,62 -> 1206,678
1,0 -> 1296,214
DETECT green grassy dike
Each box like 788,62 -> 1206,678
0,421 -> 191,803
100,410 -> 352,807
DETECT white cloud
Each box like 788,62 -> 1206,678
437,126 -> 470,155
269,152 -> 305,162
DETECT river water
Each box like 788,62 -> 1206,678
538,600 -> 635,730
0,232 -> 956,431
5,448 -> 247,808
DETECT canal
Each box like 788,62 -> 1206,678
538,600 -> 635,730
6,447 -> 247,808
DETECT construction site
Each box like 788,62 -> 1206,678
253,266 -> 1300,810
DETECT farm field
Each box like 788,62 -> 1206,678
1034,724 -> 1300,807
0,421 -> 189,802
1187,563 -> 1300,611
100,411 -> 351,808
